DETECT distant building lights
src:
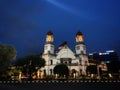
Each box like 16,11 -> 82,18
89,50 -> 115,56
89,53 -> 93,55
106,61 -> 110,63
99,53 -> 106,55
105,52 -> 109,55
106,50 -> 114,53
99,53 -> 102,55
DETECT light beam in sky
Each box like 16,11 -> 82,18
46,0 -> 97,20
46,0 -> 96,20
46,0 -> 79,16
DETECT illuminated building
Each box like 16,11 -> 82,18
88,50 -> 119,72
88,50 -> 119,63
41,31 -> 89,77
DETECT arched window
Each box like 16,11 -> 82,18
69,61 -> 71,65
50,60 -> 53,65
65,61 -> 67,64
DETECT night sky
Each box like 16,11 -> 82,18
0,0 -> 120,59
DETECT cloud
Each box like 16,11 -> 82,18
0,1 -> 44,26
0,0 -> 46,58
0,0 -> 46,38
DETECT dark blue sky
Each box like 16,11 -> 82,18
0,0 -> 120,59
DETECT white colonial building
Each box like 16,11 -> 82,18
41,31 -> 89,77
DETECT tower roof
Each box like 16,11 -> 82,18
55,41 -> 68,53
76,31 -> 83,36
47,31 -> 53,35
58,41 -> 67,47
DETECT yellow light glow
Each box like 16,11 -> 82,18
77,35 -> 83,41
47,35 -> 52,41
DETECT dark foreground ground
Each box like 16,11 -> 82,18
0,80 -> 120,90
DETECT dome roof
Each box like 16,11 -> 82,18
76,31 -> 83,36
47,31 -> 53,35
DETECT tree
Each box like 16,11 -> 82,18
53,64 -> 69,78
0,43 -> 16,72
107,60 -> 120,73
15,54 -> 45,79
86,65 -> 97,74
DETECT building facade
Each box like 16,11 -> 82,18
41,31 -> 89,77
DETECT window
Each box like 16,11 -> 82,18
81,51 -> 84,54
76,46 -> 80,50
69,61 -> 71,65
50,60 -> 53,65
51,46 -> 54,50
65,61 -> 67,64
50,69 -> 52,75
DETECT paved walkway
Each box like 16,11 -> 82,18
0,80 -> 120,90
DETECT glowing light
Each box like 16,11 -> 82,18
76,35 -> 83,42
89,53 -> 93,55
79,36 -> 83,41
106,50 -> 114,53
47,35 -> 52,41
99,53 -> 106,55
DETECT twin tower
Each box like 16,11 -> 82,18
42,31 -> 88,76
43,31 -> 87,55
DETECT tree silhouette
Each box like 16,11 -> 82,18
86,65 -> 97,74
15,54 -> 45,79
53,64 -> 69,78
107,60 -> 120,73
0,43 -> 16,72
